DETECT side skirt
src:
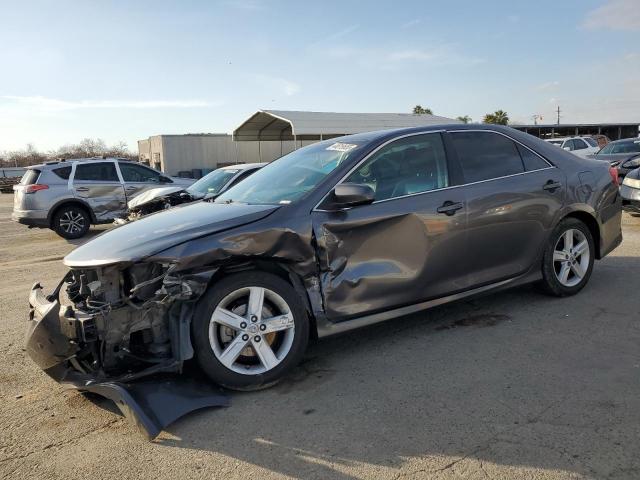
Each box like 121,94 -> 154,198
315,270 -> 542,338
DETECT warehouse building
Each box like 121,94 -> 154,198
512,122 -> 640,140
139,110 -> 457,176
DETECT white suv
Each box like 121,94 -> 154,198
545,137 -> 600,158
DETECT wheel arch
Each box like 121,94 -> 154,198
48,199 -> 96,227
557,208 -> 602,259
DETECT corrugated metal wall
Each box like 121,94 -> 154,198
139,134 -> 320,176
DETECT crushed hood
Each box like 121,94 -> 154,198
64,202 -> 280,267
127,186 -> 188,209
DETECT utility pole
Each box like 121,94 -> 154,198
556,106 -> 561,125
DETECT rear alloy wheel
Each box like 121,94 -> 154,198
192,272 -> 309,390
52,206 -> 90,239
540,218 -> 595,296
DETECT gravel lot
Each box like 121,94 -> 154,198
1,193 -> 639,480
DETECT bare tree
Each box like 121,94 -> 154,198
0,139 -> 135,168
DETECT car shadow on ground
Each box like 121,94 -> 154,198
150,255 -> 640,479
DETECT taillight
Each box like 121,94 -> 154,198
24,184 -> 49,193
609,167 -> 619,186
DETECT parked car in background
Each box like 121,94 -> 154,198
587,138 -> 640,180
26,125 -> 622,399
620,167 -> 640,214
545,136 -> 600,158
117,163 -> 266,224
12,158 -> 193,239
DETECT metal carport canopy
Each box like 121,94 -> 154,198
233,110 -> 459,141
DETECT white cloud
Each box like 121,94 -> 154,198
324,44 -> 484,69
583,0 -> 640,31
253,75 -> 300,96
1,96 -> 220,111
387,50 -> 438,62
401,19 -> 422,29
309,25 -> 359,48
535,81 -> 560,91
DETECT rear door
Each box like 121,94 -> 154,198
448,130 -> 565,286
118,162 -> 168,200
311,132 -> 469,321
72,162 -> 126,221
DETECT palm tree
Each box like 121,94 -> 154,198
456,115 -> 471,124
483,110 -> 509,125
413,105 -> 433,115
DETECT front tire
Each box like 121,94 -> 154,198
52,205 -> 91,239
540,218 -> 595,297
192,272 -> 309,390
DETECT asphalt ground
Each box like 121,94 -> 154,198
1,193 -> 639,480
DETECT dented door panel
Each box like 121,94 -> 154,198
312,192 -> 468,321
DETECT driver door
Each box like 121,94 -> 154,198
311,132 -> 469,321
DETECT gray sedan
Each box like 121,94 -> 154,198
26,124 -> 622,435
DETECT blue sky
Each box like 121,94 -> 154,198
0,0 -> 639,151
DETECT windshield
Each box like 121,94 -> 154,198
216,140 -> 365,205
188,169 -> 238,195
598,140 -> 640,155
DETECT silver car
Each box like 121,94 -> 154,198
12,158 -> 192,239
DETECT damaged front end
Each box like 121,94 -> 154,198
26,262 -> 228,439
114,189 -> 196,225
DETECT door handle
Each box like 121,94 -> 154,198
75,186 -> 89,192
543,180 -> 562,192
437,201 -> 464,216
125,186 -> 137,191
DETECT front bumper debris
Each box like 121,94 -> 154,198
26,281 -> 229,439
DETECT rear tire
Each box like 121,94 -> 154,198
539,218 -> 595,297
192,272 -> 309,391
52,205 -> 91,239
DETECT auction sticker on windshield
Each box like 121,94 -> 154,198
326,142 -> 357,152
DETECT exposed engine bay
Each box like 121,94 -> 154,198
59,262 -> 211,379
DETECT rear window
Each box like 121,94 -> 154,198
53,166 -> 72,179
74,162 -> 119,181
450,131 -> 524,183
20,169 -> 40,185
517,144 -> 550,171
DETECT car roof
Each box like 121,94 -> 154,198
27,157 -> 131,169
544,136 -> 591,141
608,137 -> 640,145
219,162 -> 267,171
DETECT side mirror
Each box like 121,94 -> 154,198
563,146 -> 571,151
332,183 -> 375,208
159,175 -> 172,183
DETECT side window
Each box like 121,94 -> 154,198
53,166 -> 72,179
516,144 -> 550,171
573,139 -> 587,150
74,162 -> 119,182
563,139 -> 575,151
345,133 -> 449,201
119,162 -> 161,183
450,131 -> 524,183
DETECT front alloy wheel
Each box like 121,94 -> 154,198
192,272 -> 309,390
209,286 -> 295,375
